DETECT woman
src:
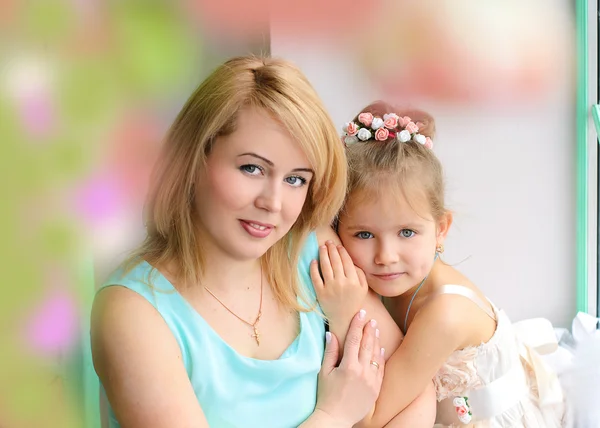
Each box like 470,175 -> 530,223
91,55 -> 432,427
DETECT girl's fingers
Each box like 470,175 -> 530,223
325,241 -> 345,279
337,245 -> 359,279
318,244 -> 334,282
310,260 -> 324,292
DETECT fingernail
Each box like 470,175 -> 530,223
381,348 -> 385,357
326,240 -> 333,244
376,328 -> 380,338
370,319 -> 377,328
320,245 -> 326,249
311,259 -> 317,264
358,309 -> 366,320
325,331 -> 332,344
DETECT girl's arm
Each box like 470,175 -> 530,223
314,227 -> 438,427
360,296 -> 475,428
315,226 -> 404,359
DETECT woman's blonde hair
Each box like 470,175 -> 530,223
125,55 -> 347,311
342,100 -> 446,222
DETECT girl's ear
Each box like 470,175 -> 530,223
436,211 -> 453,245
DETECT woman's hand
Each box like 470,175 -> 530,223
310,309 -> 385,427
311,241 -> 368,333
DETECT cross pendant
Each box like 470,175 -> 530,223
251,326 -> 260,346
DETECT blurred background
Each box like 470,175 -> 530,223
0,0 -> 583,426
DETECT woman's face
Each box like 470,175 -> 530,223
194,107 -> 314,262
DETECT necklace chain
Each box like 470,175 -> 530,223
204,268 -> 263,346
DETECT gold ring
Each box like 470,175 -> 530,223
370,360 -> 380,369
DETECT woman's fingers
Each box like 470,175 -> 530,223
372,326 -> 385,384
358,319 -> 377,368
320,331 -> 340,375
340,309 -> 369,365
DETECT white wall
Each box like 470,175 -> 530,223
270,38 -> 577,327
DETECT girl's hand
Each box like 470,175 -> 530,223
313,310 -> 385,427
311,240 -> 368,326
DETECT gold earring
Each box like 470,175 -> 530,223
436,244 -> 444,254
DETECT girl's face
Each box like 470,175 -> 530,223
338,186 -> 449,297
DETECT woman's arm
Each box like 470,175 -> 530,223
301,309 -> 386,427
91,286 -> 209,428
315,226 -> 403,359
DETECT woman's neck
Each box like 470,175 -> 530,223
200,255 -> 262,294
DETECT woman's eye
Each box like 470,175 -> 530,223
285,176 -> 307,187
355,231 -> 373,239
240,164 -> 263,175
400,229 -> 416,238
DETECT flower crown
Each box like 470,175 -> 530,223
342,112 -> 433,149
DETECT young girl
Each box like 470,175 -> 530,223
312,101 -> 569,427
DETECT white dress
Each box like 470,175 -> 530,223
425,285 -> 566,427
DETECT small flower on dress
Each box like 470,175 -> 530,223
452,397 -> 472,424
358,112 -> 374,127
371,117 -> 384,130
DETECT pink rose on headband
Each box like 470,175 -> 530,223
405,121 -> 419,134
345,122 -> 359,136
399,116 -> 412,127
383,116 -> 398,129
375,127 -> 389,141
425,137 -> 433,149
358,112 -> 373,127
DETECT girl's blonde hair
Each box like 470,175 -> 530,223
126,55 -> 347,311
342,100 -> 446,221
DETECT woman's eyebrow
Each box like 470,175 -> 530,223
239,152 -> 314,174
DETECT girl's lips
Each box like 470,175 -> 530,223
372,273 -> 404,281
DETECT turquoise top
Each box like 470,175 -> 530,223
99,232 -> 325,428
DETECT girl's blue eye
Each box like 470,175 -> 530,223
400,229 -> 416,238
285,176 -> 307,187
355,231 -> 374,239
